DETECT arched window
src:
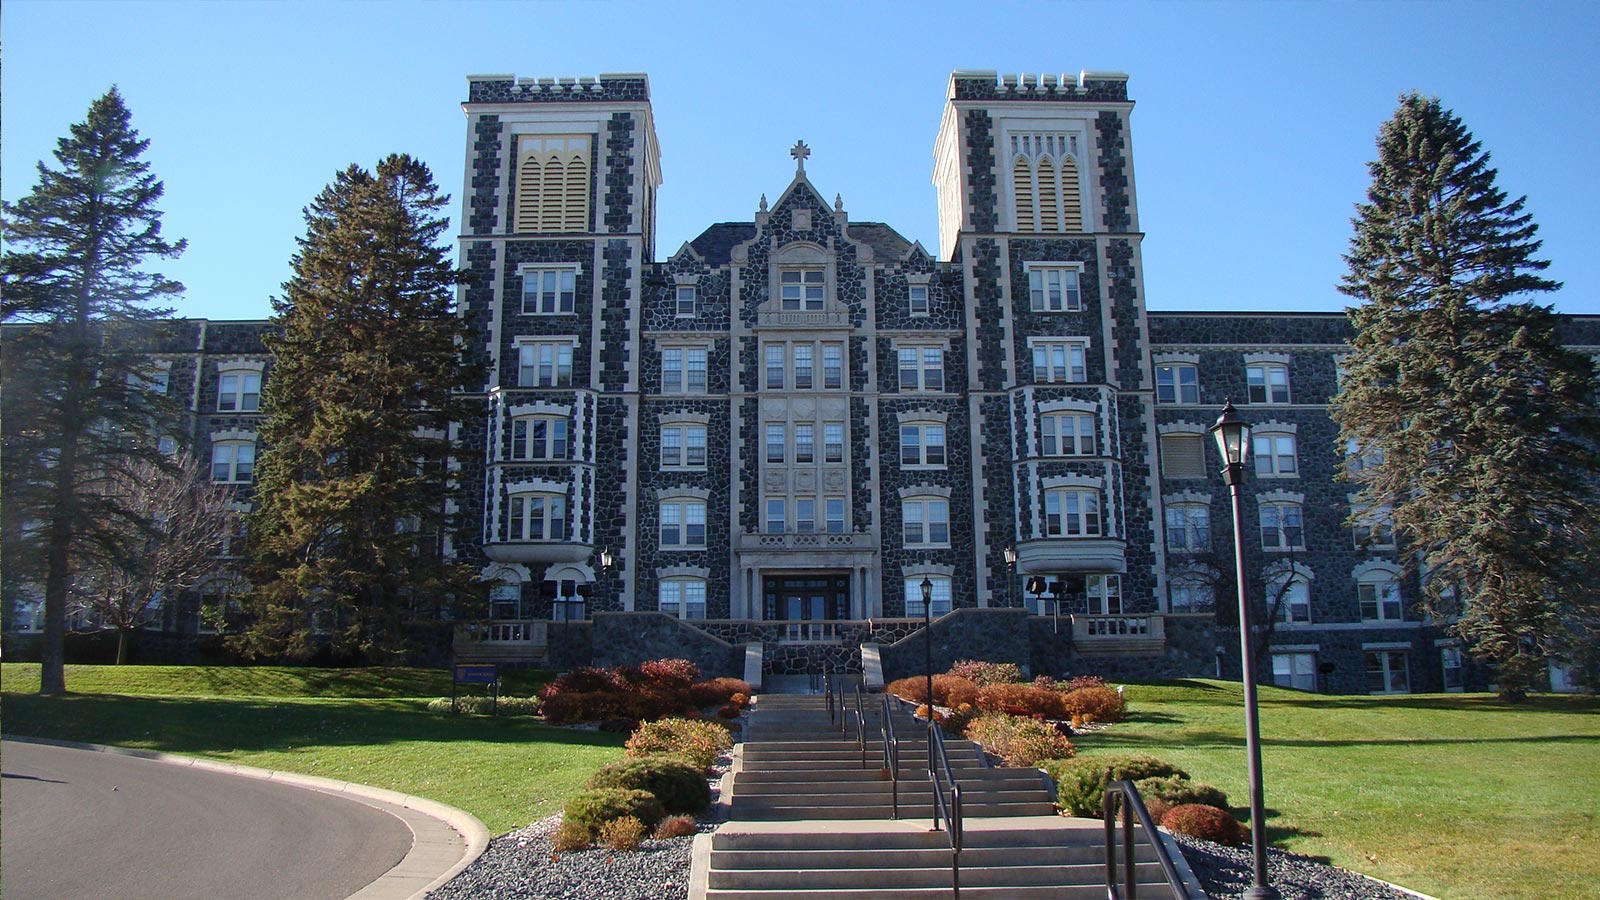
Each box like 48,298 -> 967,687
515,135 -> 591,233
1013,157 -> 1034,232
1357,568 -> 1405,622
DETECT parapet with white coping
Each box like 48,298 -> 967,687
948,68 -> 1130,102
466,73 -> 650,104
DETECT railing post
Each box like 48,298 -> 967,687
1124,794 -> 1137,900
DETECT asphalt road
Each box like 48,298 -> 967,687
1,739 -> 413,900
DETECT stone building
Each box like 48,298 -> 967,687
8,69 -> 1595,692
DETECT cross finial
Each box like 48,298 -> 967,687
790,139 -> 811,172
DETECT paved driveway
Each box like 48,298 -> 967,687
2,739 -> 412,900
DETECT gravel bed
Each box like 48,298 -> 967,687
1172,833 -> 1431,900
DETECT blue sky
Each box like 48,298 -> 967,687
5,1 -> 1597,319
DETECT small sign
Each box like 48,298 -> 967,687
454,664 -> 497,685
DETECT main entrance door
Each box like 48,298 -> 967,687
762,575 -> 851,622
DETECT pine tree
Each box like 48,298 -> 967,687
1333,93 -> 1600,700
1,88 -> 187,694
237,155 -> 480,663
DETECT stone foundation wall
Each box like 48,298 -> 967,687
590,611 -> 740,677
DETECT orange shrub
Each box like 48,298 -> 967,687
1162,804 -> 1244,845
689,677 -> 753,708
964,712 -> 1075,767
885,674 -> 980,709
653,815 -> 699,839
1061,685 -> 1126,723
977,682 -> 1070,719
638,658 -> 702,691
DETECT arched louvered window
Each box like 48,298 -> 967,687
1013,157 -> 1035,233
1036,157 -> 1059,231
514,135 -> 591,234
1059,155 -> 1082,232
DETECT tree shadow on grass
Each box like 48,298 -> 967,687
0,692 -> 626,756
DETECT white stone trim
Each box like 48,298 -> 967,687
1163,490 -> 1212,506
656,485 -> 711,502
897,484 -> 953,500
1252,419 -> 1298,434
1038,398 -> 1096,415
895,408 -> 950,425
1257,489 -> 1305,505
1352,560 -> 1403,581
1041,473 -> 1102,491
1151,351 -> 1200,366
209,427 -> 258,442
658,411 -> 712,426
1362,641 -> 1413,651
657,565 -> 710,581
1242,351 -> 1292,365
214,357 -> 266,373
506,477 -> 568,496
508,400 -> 573,418
1157,421 -> 1207,435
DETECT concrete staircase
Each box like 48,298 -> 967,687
690,691 -> 1199,899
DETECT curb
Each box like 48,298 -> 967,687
2,734 -> 490,900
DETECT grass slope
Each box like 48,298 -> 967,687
0,663 -> 614,834
1080,680 -> 1599,900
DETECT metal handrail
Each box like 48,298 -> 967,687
1102,781 -> 1192,900
927,721 -> 965,899
824,674 -> 836,727
851,684 -> 868,768
880,691 -> 901,819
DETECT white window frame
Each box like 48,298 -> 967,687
1259,501 -> 1304,551
897,346 -> 945,392
1040,412 -> 1095,456
508,492 -> 568,542
1441,646 -> 1464,692
1358,573 -> 1405,622
823,343 -> 844,390
520,265 -> 579,315
218,370 -> 262,413
510,415 -> 569,461
1025,263 -> 1084,312
825,496 -> 846,534
1044,488 -> 1101,538
1252,432 -> 1298,477
516,340 -> 574,388
1168,577 -> 1215,613
1156,363 -> 1199,404
766,424 -> 786,464
1366,650 -> 1410,694
902,497 -> 951,547
1165,502 -> 1211,553
1272,652 -> 1318,691
1351,500 -> 1395,548
909,284 -> 930,316
764,497 -> 786,534
660,423 -> 707,470
823,422 -> 845,463
1268,575 -> 1312,624
210,441 -> 256,483
1030,339 -> 1089,384
660,498 -> 707,549
675,284 -> 697,317
780,268 -> 826,311
1247,362 -> 1291,404
1159,432 -> 1207,479
904,576 -> 953,617
659,577 -> 707,620
661,345 -> 709,394
899,422 -> 947,468
795,423 -> 815,464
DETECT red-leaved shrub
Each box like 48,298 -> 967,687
885,674 -> 980,709
717,703 -> 742,719
964,712 -> 1075,767
948,659 -> 1023,687
1061,685 -> 1126,723
541,690 -> 615,725
653,815 -> 699,839
541,666 -> 615,698
1161,804 -> 1244,845
1064,675 -> 1108,692
639,658 -> 701,691
689,677 -> 753,708
977,682 -> 1070,719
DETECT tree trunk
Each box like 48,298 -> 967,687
116,629 -> 129,665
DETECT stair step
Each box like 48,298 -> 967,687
729,802 -> 1060,820
708,861 -> 1173,890
709,844 -> 1156,869
709,820 -> 1106,852
704,884 -> 1175,900
731,790 -> 1048,808
733,775 -> 1045,793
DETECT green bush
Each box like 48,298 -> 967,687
1162,803 -> 1245,845
562,788 -> 666,841
586,753 -> 710,814
425,695 -> 540,716
1134,774 -> 1230,812
625,717 -> 733,773
1044,754 -> 1189,817
964,712 -> 1075,767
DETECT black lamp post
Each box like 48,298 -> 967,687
1209,399 -> 1278,900
921,576 -> 934,718
1050,579 -> 1066,634
1002,547 -> 1017,607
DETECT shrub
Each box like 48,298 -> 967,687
598,716 -> 641,734
944,702 -> 979,736
885,674 -> 980,709
949,659 -> 1023,687
717,703 -> 742,719
1061,685 -> 1126,723
1134,775 -> 1230,812
587,753 -> 711,814
977,682 -> 1070,719
688,677 -> 752,708
542,666 -> 615,698
598,815 -> 647,851
638,658 -> 701,691
1063,675 -> 1108,692
425,695 -> 542,717
729,692 -> 750,708
653,814 -> 699,839
1162,804 -> 1245,845
1043,754 -> 1188,817
552,817 -> 592,852
541,690 -> 615,725
965,712 -> 1075,767
562,788 -> 666,840
626,717 -> 733,772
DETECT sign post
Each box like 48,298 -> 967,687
452,663 -> 499,714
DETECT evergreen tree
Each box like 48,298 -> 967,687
237,155 -> 480,662
1,88 -> 186,694
1333,93 -> 1600,700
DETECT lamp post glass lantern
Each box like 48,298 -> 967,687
921,577 -> 934,719
1002,546 -> 1017,607
1208,399 -> 1278,900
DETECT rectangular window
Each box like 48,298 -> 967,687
660,424 -> 706,470
1260,503 -> 1304,550
909,284 -> 929,315
686,426 -> 707,467
1270,579 -> 1312,623
218,372 -> 262,412
795,424 -> 815,463
1441,647 -> 1464,692
518,342 -> 573,388
900,423 -> 947,467
1028,267 -> 1083,312
1272,652 -> 1318,691
794,345 -> 814,389
1366,650 -> 1410,694
663,347 -> 707,394
825,497 -> 846,533
765,498 -> 786,534
509,494 -> 567,542
1247,363 -> 1291,404
1169,578 -> 1215,613
661,426 -> 681,467
823,343 -> 844,389
687,348 -> 707,393
898,347 -> 944,392
660,579 -> 706,619
660,500 -> 707,548
512,417 -> 568,461
766,424 -> 786,464
905,577 -> 953,617
675,285 -> 697,317
795,498 -> 816,534
1165,504 -> 1211,552
1044,489 -> 1101,537
1160,433 -> 1207,478
1252,433 -> 1297,477
902,498 -> 950,547
824,423 -> 844,463
522,268 -> 577,314
780,269 -> 825,310
1032,341 -> 1088,383
1359,579 -> 1404,622
1040,413 -> 1095,456
211,442 -> 255,483
1352,502 -> 1395,548
1155,364 -> 1199,404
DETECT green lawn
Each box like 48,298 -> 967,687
0,663 -> 617,834
1081,680 -> 1600,900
